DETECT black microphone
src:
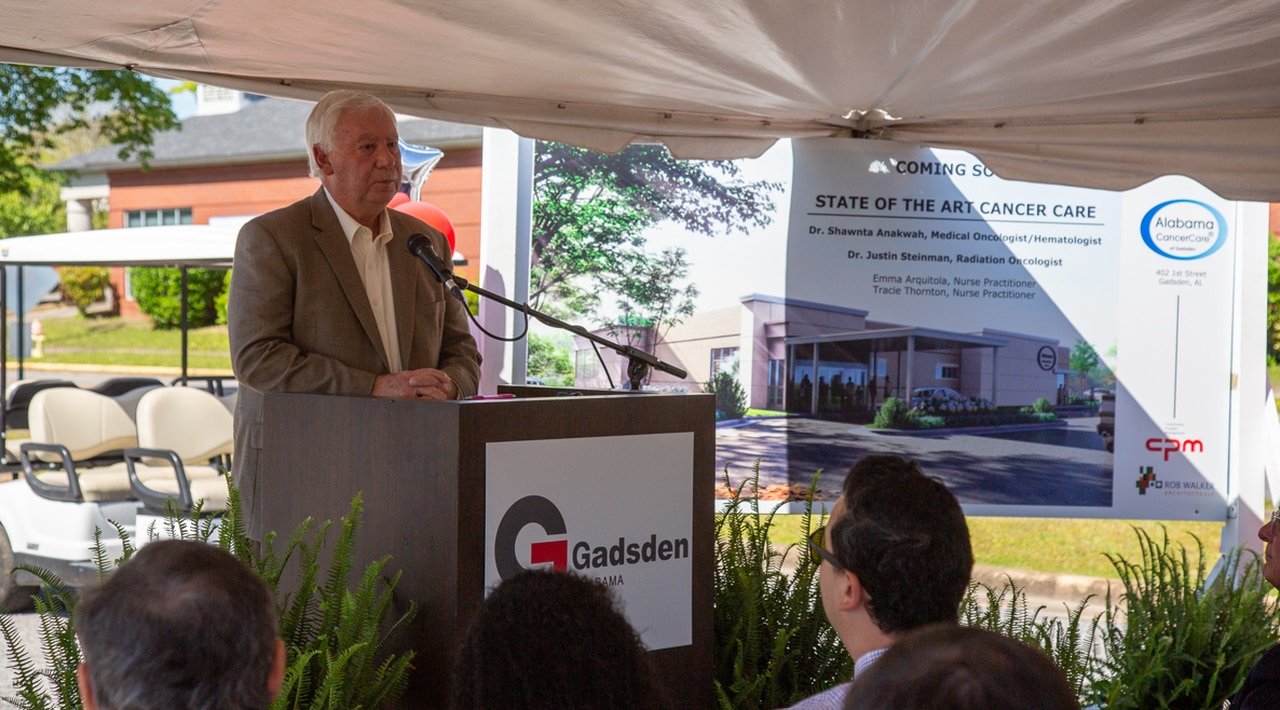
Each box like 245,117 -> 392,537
407,232 -> 465,301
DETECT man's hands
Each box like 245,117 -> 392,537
372,368 -> 458,400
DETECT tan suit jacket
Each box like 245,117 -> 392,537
228,188 -> 481,538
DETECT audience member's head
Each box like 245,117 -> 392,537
76,540 -> 285,710
1261,510 -> 1280,590
845,624 -> 1079,710
451,569 -> 668,710
811,454 -> 973,661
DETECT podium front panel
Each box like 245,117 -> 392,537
262,391 -> 714,709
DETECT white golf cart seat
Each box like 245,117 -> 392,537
3,380 -> 163,466
125,387 -> 232,514
103,381 -> 164,421
20,388 -> 141,502
2,379 -> 79,463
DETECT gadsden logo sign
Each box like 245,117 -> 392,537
494,494 -> 690,583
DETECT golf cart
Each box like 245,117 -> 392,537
0,224 -> 238,609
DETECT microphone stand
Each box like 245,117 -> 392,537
446,274 -> 687,392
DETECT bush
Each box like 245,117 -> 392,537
913,393 -> 996,416
127,266 -> 229,329
215,269 -> 231,325
1031,397 -> 1055,414
707,370 -> 747,420
871,397 -> 916,429
915,415 -> 947,429
59,266 -> 111,316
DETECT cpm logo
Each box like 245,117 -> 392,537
1145,437 -> 1204,461
494,495 -> 568,581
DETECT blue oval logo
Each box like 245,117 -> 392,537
1140,199 -> 1227,261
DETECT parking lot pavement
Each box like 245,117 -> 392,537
717,417 -> 1113,508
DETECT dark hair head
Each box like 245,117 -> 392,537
846,624 -> 1079,710
830,454 -> 973,634
76,540 -> 278,710
451,570 -> 668,710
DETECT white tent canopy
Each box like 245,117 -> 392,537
0,224 -> 238,268
5,0 -> 1280,200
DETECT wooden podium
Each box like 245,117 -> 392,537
261,390 -> 715,709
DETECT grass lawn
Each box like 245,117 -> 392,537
747,512 -> 1228,579
34,314 -> 231,371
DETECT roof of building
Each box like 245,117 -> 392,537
51,96 -> 483,172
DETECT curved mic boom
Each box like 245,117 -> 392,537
407,232 -> 464,301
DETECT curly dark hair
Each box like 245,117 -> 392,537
829,454 -> 973,635
451,570 -> 670,710
846,624 -> 1079,710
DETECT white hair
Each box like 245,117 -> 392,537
305,90 -> 397,178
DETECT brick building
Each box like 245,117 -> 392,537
52,87 -> 483,317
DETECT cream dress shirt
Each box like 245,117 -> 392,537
324,189 -> 402,373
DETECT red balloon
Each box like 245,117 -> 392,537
388,192 -> 410,208
393,200 -> 455,253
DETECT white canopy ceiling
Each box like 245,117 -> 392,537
4,0 -> 1280,200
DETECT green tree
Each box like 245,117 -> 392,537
531,142 -> 778,329
527,332 -> 574,386
610,246 -> 699,347
59,266 -> 111,315
0,164 -> 64,237
0,65 -> 178,196
1069,339 -> 1101,392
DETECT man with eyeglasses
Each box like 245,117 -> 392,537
1224,510 -> 1280,708
786,454 -> 974,710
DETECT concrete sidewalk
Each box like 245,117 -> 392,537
774,543 -> 1114,612
971,563 -> 1120,616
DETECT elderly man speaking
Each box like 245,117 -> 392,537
228,90 -> 481,540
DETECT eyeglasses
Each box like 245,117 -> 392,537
807,526 -> 842,569
1269,510 -> 1280,537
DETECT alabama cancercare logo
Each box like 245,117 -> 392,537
1140,199 -> 1227,261
494,495 -> 690,582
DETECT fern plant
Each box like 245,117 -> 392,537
0,478 -> 415,710
713,463 -> 851,709
962,576 -> 1101,703
1089,527 -> 1280,710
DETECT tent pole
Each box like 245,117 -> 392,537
180,267 -> 189,381
15,267 -> 23,381
1,267 -> 7,452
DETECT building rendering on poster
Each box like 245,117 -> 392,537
783,139 -> 1260,520
485,133 -> 1263,521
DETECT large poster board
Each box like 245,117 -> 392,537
479,130 -> 1266,522
785,139 -> 1263,520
